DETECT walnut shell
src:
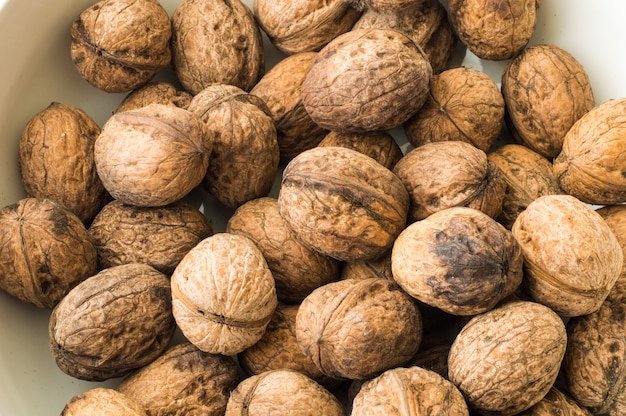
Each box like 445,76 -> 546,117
118,341 -> 240,416
404,66 -> 505,152
188,84 -> 280,209
301,28 -> 432,133
447,0 -> 539,61
225,369 -> 345,416
170,233 -> 278,355
49,263 -> 176,381
351,366 -> 469,416
295,278 -> 422,380
278,146 -> 409,262
317,130 -> 403,170
253,0 -> 361,55
348,0 -> 425,12
448,300 -> 567,415
0,198 -> 97,309
70,0 -> 171,93
341,253 -> 394,281
89,199 -> 213,275
95,103 -> 211,207
596,204 -> 626,301
516,386 -> 593,416
404,344 -> 451,379
511,194 -> 623,317
171,0 -> 264,94
392,141 -> 506,222
502,43 -> 595,159
19,102 -> 107,223
61,388 -> 146,416
115,82 -> 193,113
553,97 -> 626,205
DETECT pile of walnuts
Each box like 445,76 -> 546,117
1,0 -> 625,415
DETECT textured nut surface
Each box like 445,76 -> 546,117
448,300 -> 567,415
115,81 -> 193,113
517,386 -> 593,416
61,388 -> 146,416
512,194 -> 623,316
341,253 -> 394,282
49,263 -> 175,381
171,233 -> 277,355
0,198 -> 97,309
596,204 -> 626,301
317,130 -> 403,170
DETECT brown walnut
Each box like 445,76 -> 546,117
115,82 -> 193,113
596,204 -> 626,301
61,388 -> 146,416
516,386 -> 593,416
317,130 -> 403,170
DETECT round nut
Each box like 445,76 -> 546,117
596,204 -> 626,301
115,82 -> 193,113
61,388 -> 146,416
317,130 -> 403,170
517,386 -> 593,416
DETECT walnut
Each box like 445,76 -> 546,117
448,300 -> 567,415
404,66 -> 505,152
301,28 -> 432,133
349,0 -> 428,12
253,0 -> 361,55
502,43 -> 595,159
225,369 -> 345,415
89,199 -> 213,275
188,84 -> 279,209
488,143 -> 563,229
277,146 -> 409,262
70,0 -> 171,93
404,343 -> 451,379
392,141 -> 506,222
553,97 -> 626,205
19,102 -> 107,223
118,341 -> 240,416
351,366 -> 469,415
170,233 -> 278,355
49,263 -> 176,381
171,0 -> 264,94
596,204 -> 626,301
511,194 -> 623,317
341,252 -> 394,281
94,103 -> 211,207
447,0 -> 539,61
317,130 -> 403,170
61,388 -> 146,416
517,386 -> 593,416
0,198 -> 97,309
115,82 -> 193,113
226,197 -> 340,304
295,278 -> 422,380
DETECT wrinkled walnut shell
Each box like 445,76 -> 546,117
115,82 -> 193,113
517,386 -> 593,416
61,388 -> 146,416
317,130 -> 403,170
596,204 -> 626,301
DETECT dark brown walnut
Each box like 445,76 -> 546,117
19,102 -> 107,224
188,84 -> 279,209
114,82 -> 193,113
301,28 -> 432,133
352,0 -> 457,73
0,198 -> 97,309
225,369 -> 345,416
351,366 -> 469,416
511,194 -> 623,317
61,388 -> 146,416
70,0 -> 171,93
596,204 -> 626,301
318,130 -> 403,170
278,146 -> 409,262
404,66 -> 505,152
171,0 -> 264,94
49,263 -> 176,381
392,141 -> 506,222
226,197 -> 340,304
488,144 -> 563,229
502,43 -> 595,159
517,386 -> 594,416
250,52 -> 328,162
554,97 -> 626,205
296,278 -> 422,380
253,0 -> 361,55
118,341 -> 240,416
448,300 -> 567,416
348,0 -> 429,13
171,233 -> 278,355
391,207 -> 523,316
563,296 -> 626,416
405,344 -> 451,379
89,199 -> 213,275
95,103 -> 211,207
447,0 -> 539,61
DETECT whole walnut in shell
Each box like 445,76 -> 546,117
61,388 -> 146,416
301,28 -> 432,133
511,194 -> 623,317
95,103 -> 211,207
70,0 -> 171,93
448,300 -> 567,415
502,43 -> 595,159
596,204 -> 626,300
0,198 -> 97,309
171,233 -> 278,355
115,82 -> 193,113
317,130 -> 403,170
118,341 -> 240,416
516,386 -> 593,416
553,97 -> 626,205
49,263 -> 176,381
341,252 -> 394,281
19,102 -> 107,223
172,0 -> 264,94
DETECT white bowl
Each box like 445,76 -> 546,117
1,0 -> 625,414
